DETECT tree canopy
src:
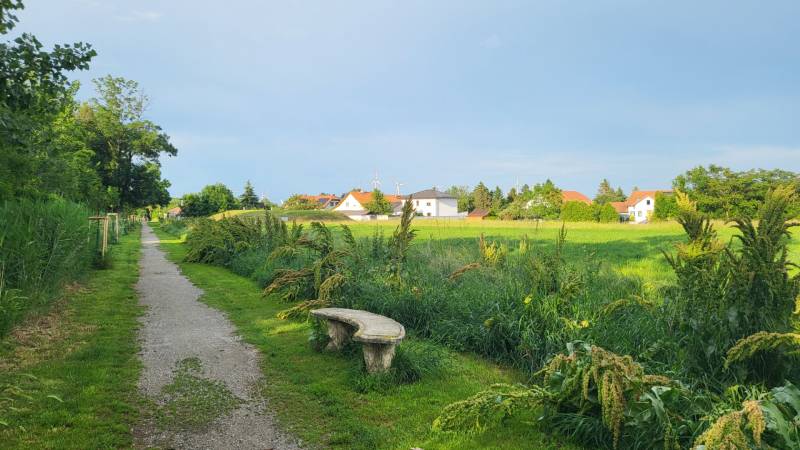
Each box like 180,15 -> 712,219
364,189 -> 393,215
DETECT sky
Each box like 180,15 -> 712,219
15,0 -> 800,202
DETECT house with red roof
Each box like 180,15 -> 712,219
333,191 -> 405,221
300,194 -> 340,209
615,190 -> 672,223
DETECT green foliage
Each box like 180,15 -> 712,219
594,179 -> 626,205
526,180 -> 563,219
282,194 -> 319,210
653,191 -> 678,220
595,203 -> 620,223
0,198 -> 95,335
447,185 -> 474,212
673,165 -> 799,219
364,189 -> 392,215
239,180 -> 259,209
184,216 -> 263,265
478,234 -> 507,266
182,183 -> 239,216
387,197 -> 417,274
354,340 -> 451,392
560,201 -> 595,221
435,342 -> 701,449
472,182 -> 492,211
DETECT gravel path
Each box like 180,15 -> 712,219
134,223 -> 301,450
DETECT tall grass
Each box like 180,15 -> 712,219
0,198 -> 96,335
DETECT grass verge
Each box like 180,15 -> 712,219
0,228 -> 143,448
152,223 -> 578,450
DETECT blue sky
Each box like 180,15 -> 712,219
18,1 -> 800,202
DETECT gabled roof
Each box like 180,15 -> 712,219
409,189 -> 455,199
345,191 -> 404,205
609,201 -> 629,213
627,190 -> 672,206
562,191 -> 592,204
468,209 -> 490,217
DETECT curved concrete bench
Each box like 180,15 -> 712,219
311,308 -> 405,373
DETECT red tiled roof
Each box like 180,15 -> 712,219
468,209 -> 490,217
609,201 -> 628,213
626,190 -> 672,206
346,191 -> 403,205
562,191 -> 592,204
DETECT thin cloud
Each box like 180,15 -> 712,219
116,10 -> 163,23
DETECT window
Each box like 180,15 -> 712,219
426,202 -> 431,206
415,200 -> 419,206
638,211 -> 642,217
646,199 -> 651,205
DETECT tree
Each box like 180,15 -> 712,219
560,201 -> 594,221
181,183 -> 237,217
80,76 -> 177,209
594,179 -> 626,204
490,186 -> 505,212
673,165 -> 799,219
527,180 -> 563,219
652,191 -> 678,220
447,185 -> 473,212
283,194 -> 319,210
239,180 -> 259,209
472,182 -> 492,210
594,203 -> 620,223
365,189 -> 392,215
0,0 -> 96,202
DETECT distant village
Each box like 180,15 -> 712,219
290,186 -> 672,224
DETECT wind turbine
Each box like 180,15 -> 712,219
371,171 -> 381,191
394,181 -> 404,196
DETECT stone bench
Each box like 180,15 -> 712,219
310,308 -> 405,373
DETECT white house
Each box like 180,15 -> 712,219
622,190 -> 671,223
408,189 -> 459,217
333,191 -> 404,221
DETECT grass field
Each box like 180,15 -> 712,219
0,228 -> 143,448
152,223 -> 580,450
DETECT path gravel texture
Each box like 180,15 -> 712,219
134,223 -> 301,450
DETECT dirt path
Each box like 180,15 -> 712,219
134,224 -> 301,450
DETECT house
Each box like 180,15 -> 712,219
408,189 -> 459,217
467,209 -> 490,221
166,206 -> 182,218
333,191 -> 404,221
615,190 -> 672,223
301,194 -> 340,209
609,201 -> 629,221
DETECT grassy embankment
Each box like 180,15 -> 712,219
152,223 -> 578,450
0,228 -> 143,448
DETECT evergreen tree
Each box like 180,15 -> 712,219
594,179 -> 626,204
239,180 -> 259,209
491,186 -> 505,211
472,182 -> 492,210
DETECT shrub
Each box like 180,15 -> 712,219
353,339 -> 450,392
560,201 -> 594,222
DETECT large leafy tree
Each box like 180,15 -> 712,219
182,183 -> 238,217
78,76 -> 177,209
447,185 -> 473,212
365,189 -> 392,215
674,165 -> 799,218
0,0 -> 96,201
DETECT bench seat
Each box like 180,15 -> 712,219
311,308 -> 405,373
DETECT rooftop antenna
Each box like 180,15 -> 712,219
394,181 -> 404,196
371,170 -> 381,191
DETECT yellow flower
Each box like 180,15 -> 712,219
523,295 -> 533,305
580,320 -> 590,328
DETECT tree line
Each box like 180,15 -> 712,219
1,1 -> 176,212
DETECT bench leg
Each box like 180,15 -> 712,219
325,320 -> 351,351
362,343 -> 396,373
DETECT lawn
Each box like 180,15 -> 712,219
0,228 -> 143,449
152,223 -> 580,450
